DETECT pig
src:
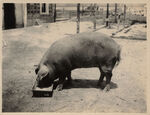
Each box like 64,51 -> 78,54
35,32 -> 121,91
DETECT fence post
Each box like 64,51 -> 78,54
115,3 -> 117,23
93,14 -> 96,30
54,4 -> 56,22
93,10 -> 96,30
77,3 -> 80,33
124,4 -> 126,27
93,4 -> 97,30
106,3 -> 109,27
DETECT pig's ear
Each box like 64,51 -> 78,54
38,65 -> 49,77
35,67 -> 39,74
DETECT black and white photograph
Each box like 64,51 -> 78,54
1,1 -> 148,113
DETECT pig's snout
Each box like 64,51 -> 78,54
36,75 -> 53,88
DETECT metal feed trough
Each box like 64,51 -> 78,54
32,79 -> 53,97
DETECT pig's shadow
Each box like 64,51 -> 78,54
53,79 -> 118,90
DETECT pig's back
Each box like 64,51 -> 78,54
43,32 -> 119,68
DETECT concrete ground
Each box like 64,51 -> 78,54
2,21 -> 147,112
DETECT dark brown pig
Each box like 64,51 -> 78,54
35,32 -> 121,91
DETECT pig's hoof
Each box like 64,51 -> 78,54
104,84 -> 110,92
56,84 -> 63,91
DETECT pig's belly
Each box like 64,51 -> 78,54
71,56 -> 99,69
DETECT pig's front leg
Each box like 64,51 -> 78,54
56,76 -> 65,91
67,71 -> 72,84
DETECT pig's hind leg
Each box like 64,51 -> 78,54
101,65 -> 113,92
104,72 -> 112,92
97,68 -> 105,89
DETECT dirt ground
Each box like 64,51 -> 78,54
2,22 -> 147,112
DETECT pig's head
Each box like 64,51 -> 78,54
35,65 -> 56,88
